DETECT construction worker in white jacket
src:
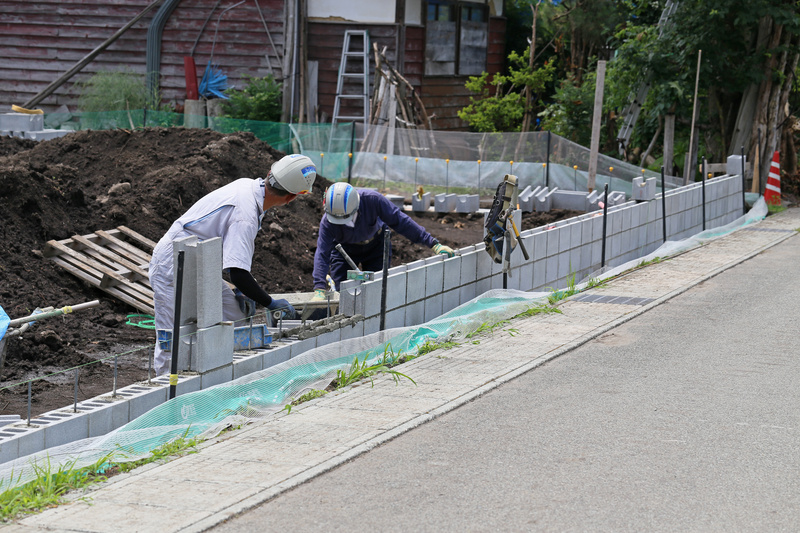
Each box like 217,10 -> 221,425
149,154 -> 316,376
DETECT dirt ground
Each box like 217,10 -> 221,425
0,128 -> 582,418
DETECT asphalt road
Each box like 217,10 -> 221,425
214,234 -> 800,532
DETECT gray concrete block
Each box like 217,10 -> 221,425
175,375 -> 201,397
534,187 -> 557,212
424,294 -> 443,322
460,251 -> 478,284
0,435 -> 19,465
559,224 -> 571,250
361,280 -> 383,318
632,176 -> 656,201
412,192 -> 431,212
385,194 -> 405,209
25,129 -> 71,141
318,328 -> 342,347
610,210 -> 623,234
570,247 -> 581,274
425,260 -> 445,295
442,255 -> 462,291
552,190 -> 590,211
196,238 -> 224,328
173,236 -> 200,323
546,227 -> 560,257
518,260 -> 534,292
476,248 -> 494,280
84,401 -> 113,437
405,300 -> 425,326
363,316 -> 380,335
442,289 -> 461,315
385,271 -> 408,310
194,322 -> 234,373
233,352 -> 263,380
557,251 -> 571,279
339,283 -> 364,316
545,255 -> 559,286
569,222 -> 582,249
518,185 -> 535,212
455,194 -> 479,213
43,411 -> 89,449
591,241 -> 602,266
0,113 -> 44,132
434,193 -> 457,213
610,233 -> 621,259
289,337 -> 316,358
200,364 -> 233,390
384,308 -> 405,329
263,344 -> 292,368
532,259 -> 546,290
406,266 -> 426,303
475,277 -> 493,296
340,319 -> 364,342
533,231 -> 547,262
460,282 -> 477,304
128,385 -> 169,420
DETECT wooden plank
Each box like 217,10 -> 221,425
45,240 -> 154,302
72,234 -> 150,280
115,226 -> 157,250
96,229 -> 152,264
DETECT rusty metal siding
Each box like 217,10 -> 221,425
0,0 -> 285,112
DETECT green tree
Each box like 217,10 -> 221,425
458,49 -> 556,133
222,75 -> 282,122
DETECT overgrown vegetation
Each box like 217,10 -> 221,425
76,70 -> 155,112
222,75 -> 282,122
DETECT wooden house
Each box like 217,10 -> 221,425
1,0 -> 505,130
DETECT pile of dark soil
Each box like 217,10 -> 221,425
0,128 -> 581,417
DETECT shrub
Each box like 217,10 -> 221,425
76,70 -> 153,112
222,75 -> 282,122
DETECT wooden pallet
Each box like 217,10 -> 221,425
43,228 -> 336,319
43,226 -> 156,315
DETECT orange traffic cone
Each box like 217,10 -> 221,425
765,150 -> 781,205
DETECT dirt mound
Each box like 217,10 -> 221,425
0,128 -> 582,417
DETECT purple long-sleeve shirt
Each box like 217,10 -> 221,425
313,189 -> 436,289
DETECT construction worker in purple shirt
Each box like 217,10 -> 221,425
311,182 -> 455,300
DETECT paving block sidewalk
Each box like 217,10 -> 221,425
6,209 -> 799,533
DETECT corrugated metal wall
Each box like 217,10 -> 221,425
0,0 -> 285,112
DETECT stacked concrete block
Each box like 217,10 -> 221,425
632,176 -> 656,202
0,113 -> 72,141
518,186 -> 536,212
412,192 -> 431,212
454,195 -> 480,213
434,193 -> 458,213
534,187 -> 557,212
385,194 -> 405,209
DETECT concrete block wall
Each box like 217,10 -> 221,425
0,175 -> 745,466
341,174 -> 745,334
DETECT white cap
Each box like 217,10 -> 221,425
324,182 -> 360,225
269,154 -> 316,194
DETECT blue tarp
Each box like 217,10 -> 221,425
0,305 -> 9,341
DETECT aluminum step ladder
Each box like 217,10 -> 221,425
331,30 -> 370,127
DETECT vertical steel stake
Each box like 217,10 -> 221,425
601,184 -> 609,268
74,369 -> 79,413
112,355 -> 118,398
701,157 -> 707,231
545,131 -> 551,188
347,122 -> 355,183
169,250 -> 185,400
27,382 -> 31,426
741,145 -> 747,215
379,228 -> 391,331
661,166 -> 667,243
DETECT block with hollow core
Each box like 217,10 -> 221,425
455,194 -> 479,213
434,193 -> 458,213
534,187 -> 558,212
632,176 -> 656,202
234,324 -> 272,350
412,192 -> 431,212
518,185 -> 535,212
195,237 -> 223,328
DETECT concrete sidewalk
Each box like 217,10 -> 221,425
6,208 -> 799,533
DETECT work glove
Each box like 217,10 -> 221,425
312,288 -> 328,301
433,242 -> 455,258
234,289 -> 257,317
267,298 -> 296,320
